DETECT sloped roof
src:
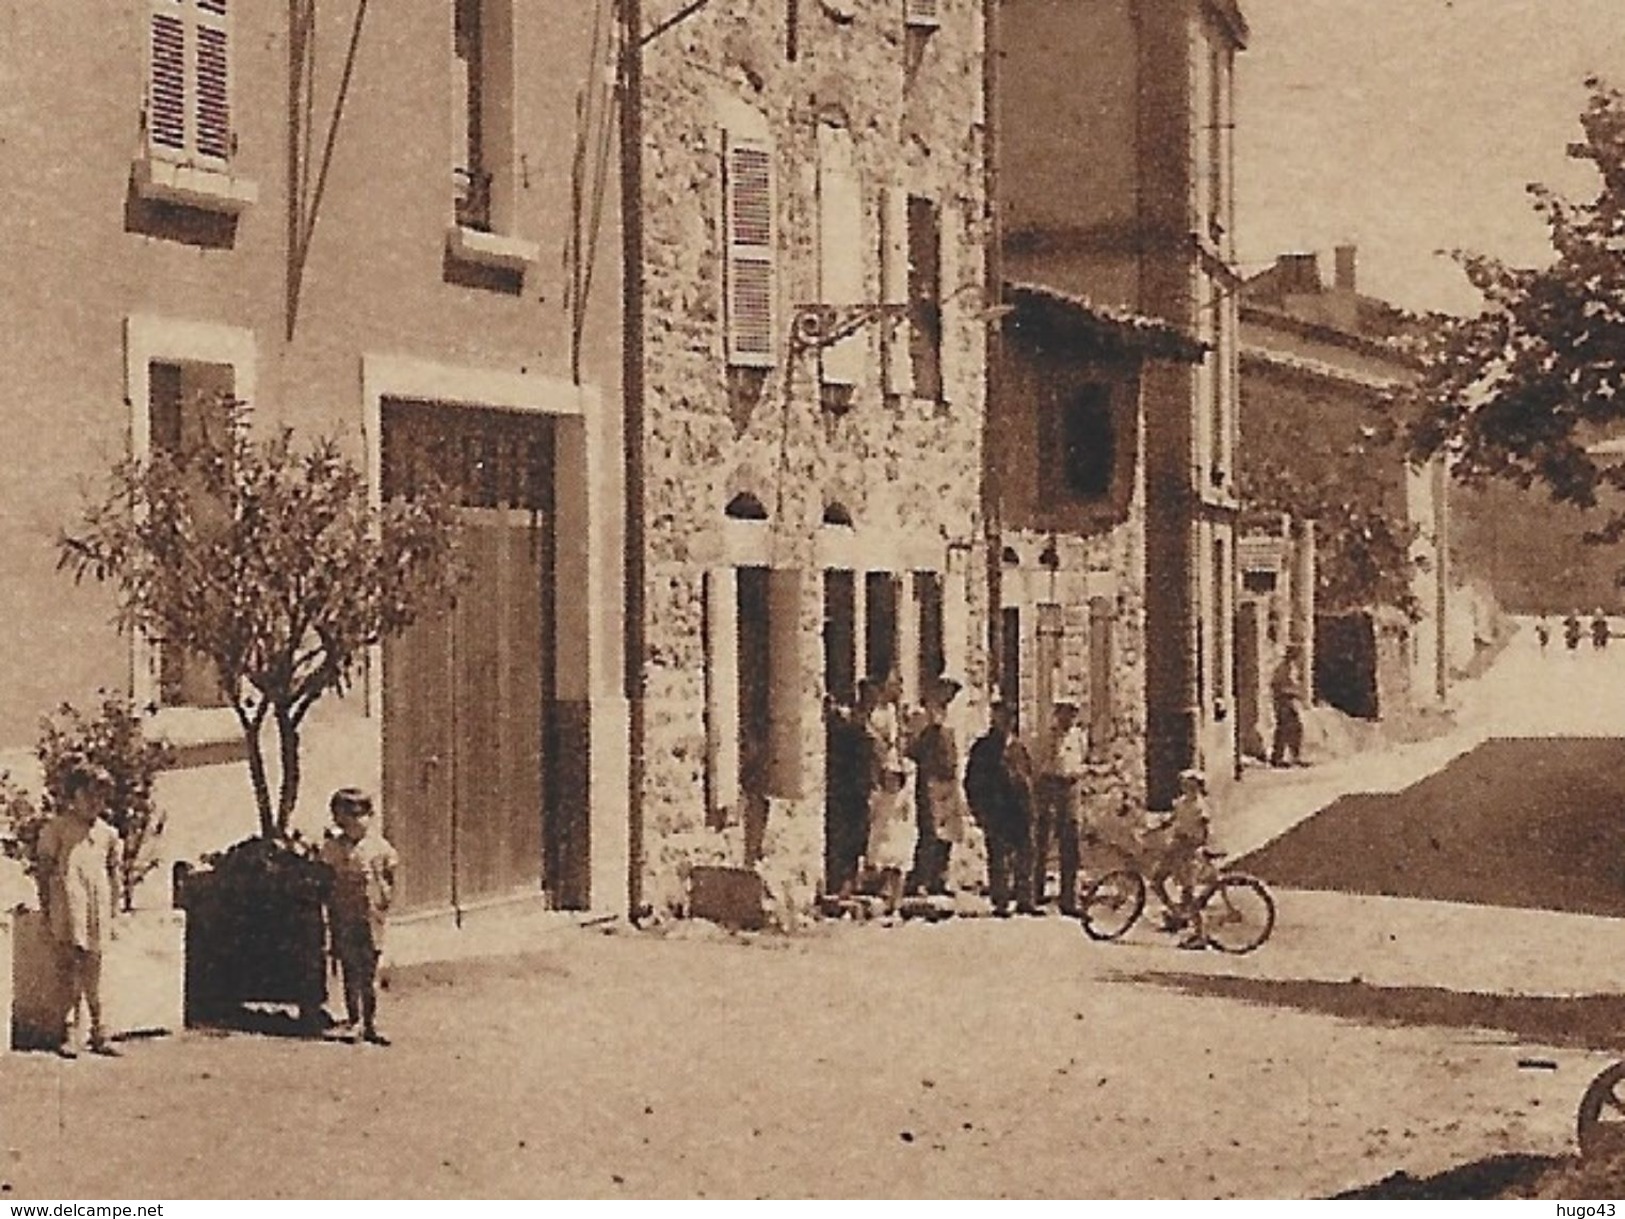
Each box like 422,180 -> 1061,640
1004,281 -> 1207,363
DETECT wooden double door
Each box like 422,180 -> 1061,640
380,400 -> 561,914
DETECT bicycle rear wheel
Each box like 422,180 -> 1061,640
1197,874 -> 1275,953
1079,870 -> 1146,941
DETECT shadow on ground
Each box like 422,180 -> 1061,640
1119,970 -> 1625,1054
1334,1153 -> 1560,1199
1238,737 -> 1625,917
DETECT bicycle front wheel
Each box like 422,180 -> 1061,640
1079,869 -> 1146,941
1198,874 -> 1275,953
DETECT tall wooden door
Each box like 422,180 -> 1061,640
381,400 -> 556,915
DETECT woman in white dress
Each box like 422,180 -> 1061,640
862,673 -> 914,914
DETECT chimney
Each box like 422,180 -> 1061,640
1276,252 -> 1320,296
1334,244 -> 1357,293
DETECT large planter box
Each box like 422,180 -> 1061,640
175,858 -> 328,1028
10,908 -> 185,1050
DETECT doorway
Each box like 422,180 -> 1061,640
380,398 -> 568,913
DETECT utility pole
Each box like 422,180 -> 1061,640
619,0 -> 647,917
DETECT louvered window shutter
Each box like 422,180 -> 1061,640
880,185 -> 912,398
817,126 -> 865,387
904,0 -> 940,28
705,568 -> 742,824
724,132 -> 776,368
149,2 -> 187,153
148,0 -> 231,163
195,0 -> 231,162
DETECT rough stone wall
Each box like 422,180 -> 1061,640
1000,523 -> 1148,819
639,0 -> 989,919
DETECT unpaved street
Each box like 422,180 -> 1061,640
4,626 -> 1625,1200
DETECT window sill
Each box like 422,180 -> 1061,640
445,225 -> 539,274
132,156 -> 258,215
148,706 -> 247,771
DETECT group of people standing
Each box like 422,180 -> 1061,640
827,676 -> 1104,918
1537,611 -> 1611,652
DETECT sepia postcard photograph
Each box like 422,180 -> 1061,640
3,0 -> 1625,1204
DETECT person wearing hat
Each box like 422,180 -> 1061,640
1146,768 -> 1213,949
1033,700 -> 1090,916
1268,645 -> 1307,768
906,675 -> 964,897
964,701 -> 1036,916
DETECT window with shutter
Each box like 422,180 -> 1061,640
147,0 -> 232,165
725,133 -> 777,368
817,125 -> 865,387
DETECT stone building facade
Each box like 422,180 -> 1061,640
999,0 -> 1248,808
0,4 -> 628,915
991,284 -> 1204,820
633,0 -> 991,917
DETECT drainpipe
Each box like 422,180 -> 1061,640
619,0 -> 647,917
981,0 -> 1002,701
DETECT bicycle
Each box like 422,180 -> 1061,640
1077,836 -> 1277,954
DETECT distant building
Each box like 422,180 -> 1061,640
1000,0 -> 1248,806
1240,247 -> 1449,724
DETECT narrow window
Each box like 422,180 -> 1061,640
1214,536 -> 1229,706
150,359 -> 234,708
914,571 -> 945,687
147,0 -> 232,164
452,0 -> 515,236
1056,384 -> 1116,500
880,186 -> 912,397
999,606 -> 1022,714
907,195 -> 942,401
864,571 -> 899,682
453,0 -> 488,230
817,125 -> 865,387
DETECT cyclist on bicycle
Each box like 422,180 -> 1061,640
1145,768 -> 1212,949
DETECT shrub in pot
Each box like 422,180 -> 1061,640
61,400 -> 459,1031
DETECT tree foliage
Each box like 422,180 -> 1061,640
1408,77 -> 1625,542
60,403 -> 462,840
1241,458 -> 1423,624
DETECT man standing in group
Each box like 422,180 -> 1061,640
907,675 -> 964,897
965,702 -> 1035,916
1033,701 -> 1090,915
1269,644 -> 1307,768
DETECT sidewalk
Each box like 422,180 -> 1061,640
1220,642 -> 1506,860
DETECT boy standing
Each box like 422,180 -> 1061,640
36,766 -> 123,1058
320,788 -> 399,1045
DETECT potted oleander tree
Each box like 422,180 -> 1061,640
59,401 -> 459,1030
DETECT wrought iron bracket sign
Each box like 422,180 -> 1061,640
790,302 -> 909,353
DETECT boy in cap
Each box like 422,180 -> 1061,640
320,788 -> 399,1044
1146,768 -> 1212,949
